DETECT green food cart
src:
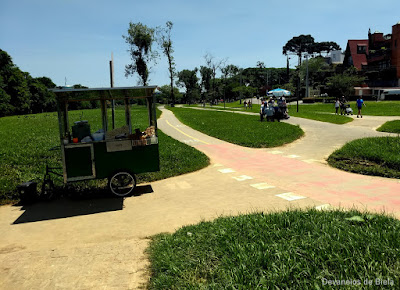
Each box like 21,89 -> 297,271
47,86 -> 160,197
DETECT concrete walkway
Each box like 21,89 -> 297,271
0,108 -> 399,289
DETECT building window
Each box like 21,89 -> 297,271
357,45 -> 367,54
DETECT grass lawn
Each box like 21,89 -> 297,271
0,107 -> 209,204
377,120 -> 400,134
289,111 -> 353,124
327,137 -> 400,178
148,209 -> 400,289
169,107 -> 304,148
185,101 -> 353,124
187,100 -> 400,123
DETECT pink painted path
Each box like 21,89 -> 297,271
197,142 -> 400,217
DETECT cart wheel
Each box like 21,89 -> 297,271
40,179 -> 54,201
108,171 -> 136,197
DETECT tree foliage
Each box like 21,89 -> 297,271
283,35 -> 341,65
200,66 -> 213,99
176,68 -> 200,103
157,85 -> 183,104
326,67 -> 365,97
123,22 -> 157,86
0,49 -> 57,117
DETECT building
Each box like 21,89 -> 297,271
344,21 -> 400,87
330,50 -> 344,64
343,39 -> 369,70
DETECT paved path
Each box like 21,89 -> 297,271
159,107 -> 400,217
1,108 -> 399,289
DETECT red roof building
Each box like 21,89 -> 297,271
343,39 -> 369,70
344,22 -> 400,87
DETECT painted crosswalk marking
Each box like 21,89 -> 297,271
315,204 -> 333,211
182,139 -> 196,144
275,192 -> 306,201
218,168 -> 236,173
303,159 -> 319,164
213,163 -> 224,167
232,175 -> 253,181
250,183 -> 276,189
286,154 -> 300,158
269,151 -> 283,154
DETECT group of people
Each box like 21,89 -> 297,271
260,96 -> 289,122
335,96 -> 366,118
243,100 -> 252,109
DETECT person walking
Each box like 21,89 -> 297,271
334,97 -> 340,115
356,96 -> 366,118
340,96 -> 347,115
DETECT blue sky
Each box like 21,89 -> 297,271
1,0 -> 399,88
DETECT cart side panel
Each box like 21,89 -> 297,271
93,143 -> 160,179
64,146 -> 94,178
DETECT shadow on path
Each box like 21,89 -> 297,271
12,184 -> 154,224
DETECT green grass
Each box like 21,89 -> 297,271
169,107 -> 304,148
188,100 -> 400,123
185,101 -> 353,124
327,137 -> 400,178
148,209 -> 400,289
287,101 -> 400,117
290,111 -> 353,124
377,120 -> 400,134
0,107 -> 209,204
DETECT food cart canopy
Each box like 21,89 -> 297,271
50,86 -> 157,102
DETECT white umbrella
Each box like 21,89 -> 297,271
267,88 -> 291,97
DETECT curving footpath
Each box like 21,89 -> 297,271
0,107 -> 399,289
159,106 -> 400,217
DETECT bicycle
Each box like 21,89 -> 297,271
40,146 -> 63,201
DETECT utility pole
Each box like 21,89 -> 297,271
305,54 -> 309,99
110,52 -> 115,129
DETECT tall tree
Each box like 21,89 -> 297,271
282,34 -> 315,66
220,64 -> 239,104
123,22 -> 157,86
204,53 -> 226,100
200,66 -> 212,101
314,41 -> 341,56
157,21 -> 176,105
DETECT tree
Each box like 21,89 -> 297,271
157,85 -> 182,104
123,22 -> 157,86
232,85 -> 257,100
256,61 -> 265,69
157,21 -> 176,105
326,67 -> 365,97
298,56 -> 332,90
204,53 -> 226,100
314,41 -> 341,56
283,35 -> 315,65
0,49 -> 58,116
283,35 -> 341,65
176,69 -> 200,104
35,76 -> 56,88
200,66 -> 212,101
7,68 -> 31,114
